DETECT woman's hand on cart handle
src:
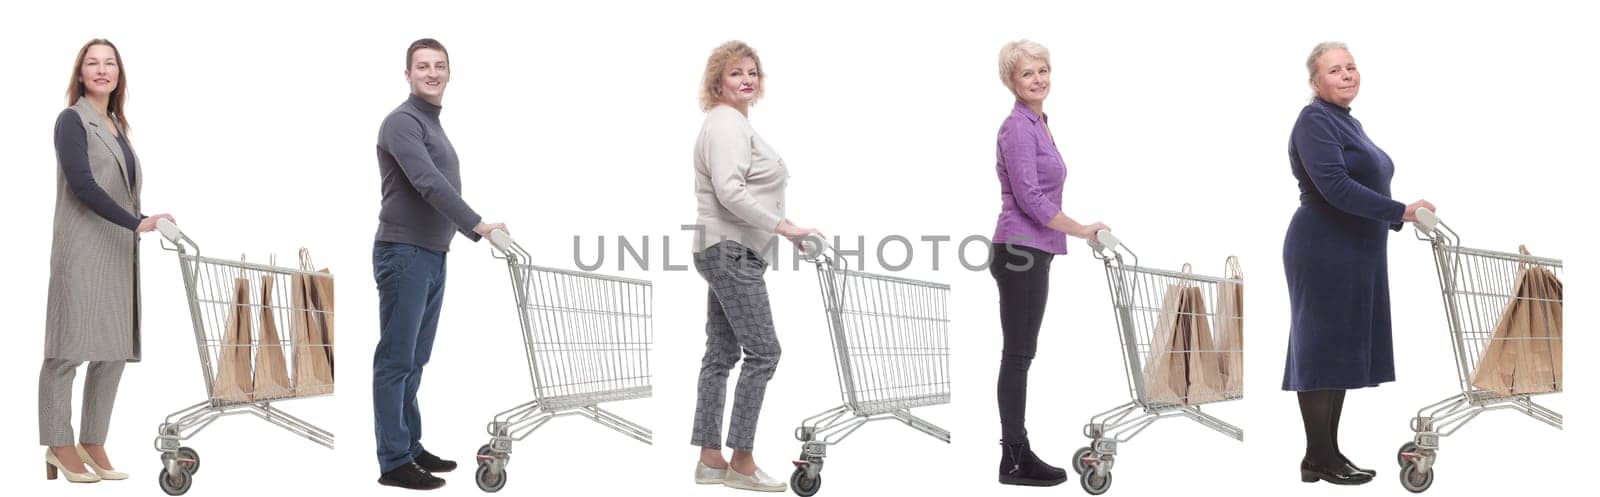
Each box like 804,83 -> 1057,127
777,220 -> 819,244
1091,229 -> 1120,252
1403,200 -> 1437,223
1069,221 -> 1110,240
140,213 -> 176,234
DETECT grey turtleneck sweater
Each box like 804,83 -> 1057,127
374,94 -> 482,252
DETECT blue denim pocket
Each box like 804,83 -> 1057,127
372,242 -> 421,286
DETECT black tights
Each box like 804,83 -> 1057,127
1298,389 -> 1349,465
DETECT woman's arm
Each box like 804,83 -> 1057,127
999,125 -> 1106,239
1044,212 -> 1108,240
701,113 -> 784,232
1292,111 -> 1406,224
55,110 -> 142,231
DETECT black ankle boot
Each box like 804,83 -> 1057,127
998,441 -> 1069,487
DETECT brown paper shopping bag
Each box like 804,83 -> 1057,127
1213,257 -> 1245,398
252,274 -> 293,400
302,248 -> 336,385
211,276 -> 254,403
1472,246 -> 1563,395
1144,284 -> 1190,404
290,249 -> 335,397
1181,286 -> 1226,404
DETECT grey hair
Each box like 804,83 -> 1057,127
1305,41 -> 1349,81
998,39 -> 1050,93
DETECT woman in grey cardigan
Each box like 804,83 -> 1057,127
41,39 -> 176,484
689,40 -> 820,493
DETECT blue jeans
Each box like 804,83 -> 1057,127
371,241 -> 448,473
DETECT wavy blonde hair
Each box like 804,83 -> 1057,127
699,40 -> 765,111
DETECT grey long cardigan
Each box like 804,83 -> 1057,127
44,97 -> 143,362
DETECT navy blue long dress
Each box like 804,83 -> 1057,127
1282,97 -> 1407,391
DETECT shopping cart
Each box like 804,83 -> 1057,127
473,230 -> 652,493
151,219 -> 335,496
1396,208 -> 1563,493
790,237 -> 951,497
1073,231 -> 1244,495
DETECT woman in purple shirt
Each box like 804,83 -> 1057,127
990,39 -> 1110,487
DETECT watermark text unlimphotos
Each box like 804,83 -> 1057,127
563,225 -> 1057,273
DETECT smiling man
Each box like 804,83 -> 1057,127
371,38 -> 507,491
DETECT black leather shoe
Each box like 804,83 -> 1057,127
415,450 -> 457,473
1300,458 -> 1373,485
379,463 -> 446,490
998,441 -> 1069,487
1339,454 -> 1375,477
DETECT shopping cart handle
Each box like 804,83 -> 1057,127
1414,207 -> 1440,234
156,218 -> 182,244
800,233 -> 833,262
488,229 -> 514,255
1092,229 -> 1120,252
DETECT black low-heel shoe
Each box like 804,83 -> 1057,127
1340,455 -> 1375,478
1300,459 -> 1374,485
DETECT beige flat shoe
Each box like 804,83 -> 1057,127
723,466 -> 786,492
695,461 -> 728,484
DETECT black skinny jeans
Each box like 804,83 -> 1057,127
990,243 -> 1056,444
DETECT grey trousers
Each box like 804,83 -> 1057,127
39,358 -> 126,446
691,241 -> 782,451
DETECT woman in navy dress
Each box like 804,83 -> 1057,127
1282,42 -> 1435,486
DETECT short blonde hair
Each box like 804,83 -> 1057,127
998,39 -> 1050,94
699,40 -> 765,111
1305,41 -> 1349,81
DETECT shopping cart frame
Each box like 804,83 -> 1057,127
1396,208 -> 1562,493
1073,231 -> 1243,495
151,220 -> 334,496
790,238 -> 951,497
473,230 -> 652,493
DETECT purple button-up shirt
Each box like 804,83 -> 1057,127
993,100 -> 1067,254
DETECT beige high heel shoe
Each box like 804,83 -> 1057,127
45,447 -> 101,483
76,445 -> 128,480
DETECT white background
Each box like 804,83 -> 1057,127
0,1 -> 1591,496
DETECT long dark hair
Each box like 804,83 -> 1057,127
66,38 -> 130,133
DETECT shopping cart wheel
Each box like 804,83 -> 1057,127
158,468 -> 192,496
1071,446 -> 1093,475
1081,469 -> 1112,495
1396,442 -> 1418,467
476,463 -> 508,493
178,447 -> 201,475
1399,461 -> 1433,493
790,467 -> 821,497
